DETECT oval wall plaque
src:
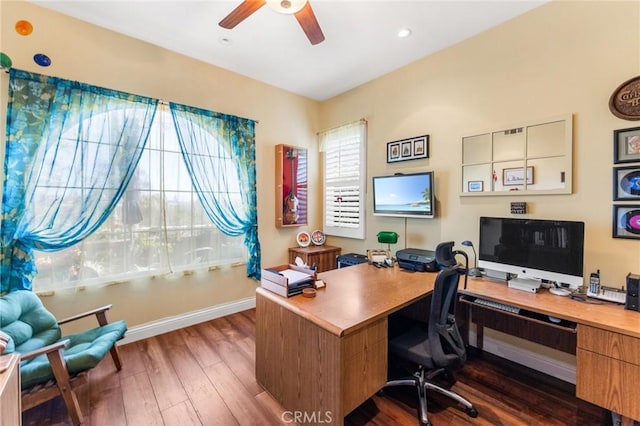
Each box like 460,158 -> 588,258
610,75 -> 640,120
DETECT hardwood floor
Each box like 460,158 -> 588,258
22,308 -> 607,426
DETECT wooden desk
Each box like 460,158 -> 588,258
461,278 -> 640,421
0,354 -> 21,426
255,263 -> 435,425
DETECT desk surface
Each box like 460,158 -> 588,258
256,263 -> 435,337
462,277 -> 640,339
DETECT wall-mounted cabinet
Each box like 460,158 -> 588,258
461,114 -> 573,196
275,144 -> 308,228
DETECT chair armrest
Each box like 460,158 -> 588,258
58,304 -> 113,326
20,339 -> 71,361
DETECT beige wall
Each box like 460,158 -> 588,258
321,0 -> 640,289
1,0 -> 640,335
0,0 -> 320,331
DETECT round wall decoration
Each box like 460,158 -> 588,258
311,230 -> 326,245
610,75 -> 640,120
33,53 -> 51,67
296,231 -> 311,247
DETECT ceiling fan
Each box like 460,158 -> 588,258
219,0 -> 325,45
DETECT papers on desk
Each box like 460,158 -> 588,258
280,269 -> 313,285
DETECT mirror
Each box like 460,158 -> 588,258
461,114 -> 572,196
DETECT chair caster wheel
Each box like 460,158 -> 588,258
376,389 -> 385,397
466,406 -> 479,418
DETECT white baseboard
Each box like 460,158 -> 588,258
119,296 -> 256,345
468,330 -> 577,384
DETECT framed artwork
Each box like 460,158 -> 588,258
503,166 -> 533,186
614,127 -> 640,164
401,141 -> 412,158
275,144 -> 308,228
387,135 -> 429,163
387,143 -> 400,161
613,204 -> 640,239
613,165 -> 640,200
467,181 -> 484,192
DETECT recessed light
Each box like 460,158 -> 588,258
397,28 -> 412,38
218,37 -> 233,46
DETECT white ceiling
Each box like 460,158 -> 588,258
32,0 -> 547,101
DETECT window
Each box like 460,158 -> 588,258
320,120 -> 367,239
33,107 -> 246,291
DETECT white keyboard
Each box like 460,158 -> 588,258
473,298 -> 520,314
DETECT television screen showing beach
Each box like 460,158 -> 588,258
374,175 -> 431,212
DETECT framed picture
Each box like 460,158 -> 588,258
387,135 -> 429,163
387,143 -> 400,161
503,166 -> 533,186
613,204 -> 640,239
401,141 -> 412,158
467,181 -> 484,192
614,127 -> 640,164
613,165 -> 640,200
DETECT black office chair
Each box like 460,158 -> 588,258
382,242 -> 478,425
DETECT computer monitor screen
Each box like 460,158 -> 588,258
477,217 -> 585,288
372,172 -> 435,219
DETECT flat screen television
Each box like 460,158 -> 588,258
372,171 -> 435,218
477,217 -> 585,288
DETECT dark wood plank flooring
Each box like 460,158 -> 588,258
22,308 -> 608,425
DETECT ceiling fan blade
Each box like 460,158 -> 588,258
294,2 -> 325,45
219,0 -> 266,29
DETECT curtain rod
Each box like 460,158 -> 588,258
316,118 -> 367,135
159,99 -> 259,124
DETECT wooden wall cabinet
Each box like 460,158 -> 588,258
275,144 -> 308,228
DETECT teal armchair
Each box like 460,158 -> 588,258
0,290 -> 127,425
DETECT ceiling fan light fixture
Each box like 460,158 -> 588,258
266,0 -> 307,15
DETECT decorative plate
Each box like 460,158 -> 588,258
296,231 -> 311,247
311,230 -> 326,246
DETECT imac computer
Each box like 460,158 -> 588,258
477,217 -> 585,289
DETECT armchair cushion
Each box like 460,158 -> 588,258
0,290 -> 60,354
20,320 -> 126,388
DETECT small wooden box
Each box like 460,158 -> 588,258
288,245 -> 341,273
261,264 -> 317,298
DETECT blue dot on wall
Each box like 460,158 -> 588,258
33,53 -> 51,67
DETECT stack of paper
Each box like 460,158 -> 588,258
280,269 -> 313,285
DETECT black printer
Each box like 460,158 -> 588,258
396,248 -> 439,272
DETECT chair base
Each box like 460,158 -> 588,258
383,366 -> 478,426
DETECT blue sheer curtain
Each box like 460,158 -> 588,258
0,69 -> 158,294
169,103 -> 261,278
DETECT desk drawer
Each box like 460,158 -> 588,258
577,325 -> 640,364
576,349 -> 640,420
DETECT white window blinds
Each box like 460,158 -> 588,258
319,120 -> 367,239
